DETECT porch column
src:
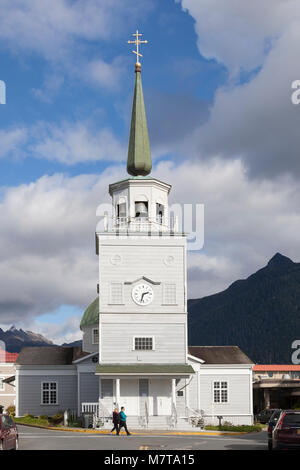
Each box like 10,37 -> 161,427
116,378 -> 120,409
172,379 -> 176,407
264,388 -> 270,408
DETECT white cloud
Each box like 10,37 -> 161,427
0,0 -> 152,59
0,158 -> 300,335
0,121 -> 125,165
28,316 -> 82,345
178,0 -> 300,73
153,159 -> 300,297
31,122 -> 125,164
0,166 -> 125,326
84,56 -> 127,91
0,128 -> 27,159
175,0 -> 300,178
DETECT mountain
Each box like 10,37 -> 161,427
61,340 -> 82,348
188,253 -> 300,364
0,326 -> 54,353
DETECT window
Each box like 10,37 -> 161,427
163,283 -> 177,305
134,337 -> 154,351
156,203 -> 164,224
213,381 -> 228,403
110,282 -> 123,304
117,202 -> 126,218
101,379 -> 113,398
0,376 -> 4,391
177,390 -> 184,397
41,382 -> 58,405
93,328 -> 99,345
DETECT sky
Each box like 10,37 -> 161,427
0,0 -> 300,344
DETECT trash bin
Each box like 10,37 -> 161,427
82,412 -> 94,429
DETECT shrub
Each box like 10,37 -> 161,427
24,414 -> 34,419
38,415 -> 49,421
49,413 -> 64,425
205,424 -> 262,433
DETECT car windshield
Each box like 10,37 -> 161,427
270,410 -> 280,420
283,414 -> 300,426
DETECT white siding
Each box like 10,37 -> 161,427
18,374 -> 77,417
98,240 -> 186,314
100,314 -> 187,363
82,325 -> 99,353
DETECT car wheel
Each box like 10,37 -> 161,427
268,441 -> 273,451
14,437 -> 19,450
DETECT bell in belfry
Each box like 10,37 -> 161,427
135,201 -> 148,218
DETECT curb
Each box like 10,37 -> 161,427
16,422 -> 248,436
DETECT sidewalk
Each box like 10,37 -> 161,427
18,422 -> 249,436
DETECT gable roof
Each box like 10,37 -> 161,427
253,365 -> 300,371
80,298 -> 99,329
0,349 -> 19,363
16,346 -> 88,366
188,346 -> 253,365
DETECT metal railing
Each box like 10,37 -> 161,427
82,402 -> 99,415
169,402 -> 177,428
101,214 -> 179,233
185,406 -> 205,428
145,401 -> 149,427
81,402 -> 112,428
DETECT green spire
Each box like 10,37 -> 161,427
127,64 -> 152,176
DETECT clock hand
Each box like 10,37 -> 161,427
141,292 -> 147,301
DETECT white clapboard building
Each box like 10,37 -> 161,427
15,37 -> 253,428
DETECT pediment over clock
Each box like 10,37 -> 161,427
124,276 -> 161,286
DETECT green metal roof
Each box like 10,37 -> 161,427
96,364 -> 194,375
80,298 -> 99,329
127,68 -> 152,177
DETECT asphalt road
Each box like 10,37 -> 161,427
16,425 -> 268,451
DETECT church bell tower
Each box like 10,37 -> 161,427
95,31 -> 194,419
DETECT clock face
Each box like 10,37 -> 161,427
132,283 -> 154,306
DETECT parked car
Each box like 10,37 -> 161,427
272,410 -> 300,450
267,409 -> 281,450
257,408 -> 279,424
0,414 -> 19,450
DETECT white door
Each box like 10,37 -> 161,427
120,379 -> 138,416
100,379 -> 114,414
150,379 -> 172,416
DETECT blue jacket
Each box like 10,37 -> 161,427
120,411 -> 126,422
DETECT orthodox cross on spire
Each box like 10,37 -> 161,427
128,30 -> 148,67
126,30 -> 152,177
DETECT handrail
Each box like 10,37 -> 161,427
171,402 -> 177,428
185,405 -> 205,428
145,401 -> 149,427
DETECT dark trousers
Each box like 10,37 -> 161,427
118,420 -> 130,435
111,423 -> 119,433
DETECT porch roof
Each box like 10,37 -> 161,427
95,363 -> 194,376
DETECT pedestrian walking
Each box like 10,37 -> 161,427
110,407 -> 120,435
118,406 -> 131,435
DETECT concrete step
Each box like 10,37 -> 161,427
98,415 -> 199,431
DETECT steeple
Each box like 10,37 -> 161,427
127,30 -> 152,177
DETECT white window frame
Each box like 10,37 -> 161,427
41,381 -> 58,405
0,376 -> 4,391
132,336 -> 155,351
162,283 -> 177,305
92,328 -> 99,345
109,282 -> 124,305
212,380 -> 229,404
